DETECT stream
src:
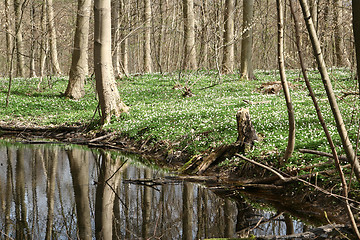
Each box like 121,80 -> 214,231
0,142 -> 346,239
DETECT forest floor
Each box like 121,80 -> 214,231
0,69 -> 359,237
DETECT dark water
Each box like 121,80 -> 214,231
0,143 -> 312,239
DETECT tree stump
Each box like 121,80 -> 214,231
187,108 -> 258,175
236,108 -> 258,152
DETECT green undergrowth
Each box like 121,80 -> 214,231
0,69 -> 359,170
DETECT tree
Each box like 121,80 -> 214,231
277,0 -> 295,162
353,0 -> 360,84
111,0 -> 121,78
144,0 -> 152,73
222,0 -> 235,74
29,2 -> 37,78
14,0 -> 25,77
94,0 -> 129,125
182,0 -> 197,70
47,0 -> 62,75
299,0 -> 360,182
240,0 -> 254,79
333,0 -> 348,67
64,0 -> 91,100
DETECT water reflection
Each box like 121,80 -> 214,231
0,144 -> 307,239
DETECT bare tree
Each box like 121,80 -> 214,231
333,0 -> 348,67
14,0 -> 25,77
222,0 -> 235,74
144,0 -> 153,73
277,0 -> 295,162
353,0 -> 360,84
29,2 -> 37,78
240,0 -> 254,79
38,0 -> 49,90
94,0 -> 129,125
64,0 -> 91,99
111,0 -> 121,78
182,0 -> 197,70
299,0 -> 360,182
47,0 -> 62,75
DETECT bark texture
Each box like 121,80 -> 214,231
222,0 -> 235,74
353,0 -> 360,84
14,0 -> 25,77
144,0 -> 152,73
47,0 -> 62,75
240,0 -> 254,79
94,0 -> 129,125
182,0 -> 197,70
65,0 -> 91,99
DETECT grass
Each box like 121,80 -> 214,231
0,69 -> 359,169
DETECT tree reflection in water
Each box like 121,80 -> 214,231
0,144 -> 307,239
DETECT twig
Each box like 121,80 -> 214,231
235,154 -> 285,180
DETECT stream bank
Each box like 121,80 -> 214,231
0,122 -> 358,239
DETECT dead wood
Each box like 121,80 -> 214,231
256,81 -> 297,94
243,99 -> 271,105
341,91 -> 359,98
299,148 -> 348,161
196,144 -> 240,174
191,108 -> 258,174
236,154 -> 285,180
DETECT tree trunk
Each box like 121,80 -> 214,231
333,0 -> 347,67
38,0 -> 49,90
182,0 -> 197,70
14,0 -> 25,77
65,0 -> 91,99
30,3 -> 37,78
309,0 -> 318,31
5,0 -> 13,68
299,0 -> 360,182
47,0 -> 62,75
120,0 -> 129,75
222,0 -> 235,74
111,0 -> 121,78
277,0 -> 295,162
353,0 -> 360,83
199,0 -> 208,69
144,0 -> 152,73
240,0 -> 254,80
94,0 -> 129,125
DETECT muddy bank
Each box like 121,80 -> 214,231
0,123 -> 358,236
